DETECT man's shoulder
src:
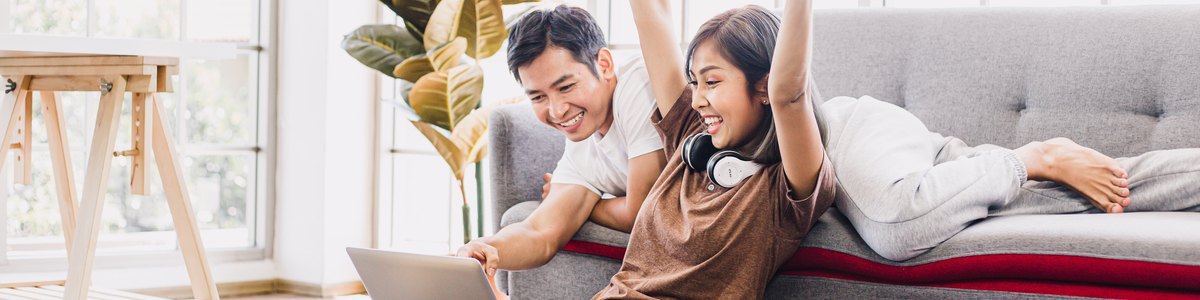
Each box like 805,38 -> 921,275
611,54 -> 654,116
614,52 -> 648,82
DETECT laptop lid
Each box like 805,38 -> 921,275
347,247 -> 497,300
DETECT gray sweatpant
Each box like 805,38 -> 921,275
821,96 -> 1200,262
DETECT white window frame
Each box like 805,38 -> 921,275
0,0 -> 277,271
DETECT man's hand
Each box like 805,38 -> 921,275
456,240 -> 500,277
541,173 -> 553,199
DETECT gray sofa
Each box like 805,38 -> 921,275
488,5 -> 1200,299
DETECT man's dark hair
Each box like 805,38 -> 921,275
506,5 -> 606,82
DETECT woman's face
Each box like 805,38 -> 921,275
689,40 -> 767,150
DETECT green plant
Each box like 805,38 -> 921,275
342,0 -> 539,244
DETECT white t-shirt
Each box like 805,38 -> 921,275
550,54 -> 662,198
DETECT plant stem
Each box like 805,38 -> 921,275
459,179 -> 470,244
475,162 -> 484,237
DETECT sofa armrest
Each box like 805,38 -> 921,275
487,103 -> 564,231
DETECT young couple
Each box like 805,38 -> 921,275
458,1 -> 1200,298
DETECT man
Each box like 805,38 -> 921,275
455,5 -> 666,280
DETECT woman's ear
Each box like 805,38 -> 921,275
755,75 -> 770,105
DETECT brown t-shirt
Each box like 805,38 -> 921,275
593,89 -> 838,300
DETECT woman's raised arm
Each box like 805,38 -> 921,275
629,0 -> 688,116
769,0 -> 826,198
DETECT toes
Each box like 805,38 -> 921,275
1110,203 -> 1125,213
1114,187 -> 1130,198
1111,177 -> 1129,188
1084,188 -> 1120,213
1106,165 -> 1129,178
1107,191 -> 1131,208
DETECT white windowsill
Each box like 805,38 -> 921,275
0,247 -> 271,290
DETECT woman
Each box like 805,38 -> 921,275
593,0 -> 836,298
628,0 -> 1200,271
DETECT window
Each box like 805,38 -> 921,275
2,0 -> 269,263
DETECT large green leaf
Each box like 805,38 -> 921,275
393,37 -> 467,82
408,64 -> 484,131
341,24 -> 425,77
424,0 -> 507,59
380,0 -> 441,40
453,95 -> 528,164
410,121 -> 467,179
410,95 -> 527,180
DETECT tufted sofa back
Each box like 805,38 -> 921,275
811,5 -> 1200,158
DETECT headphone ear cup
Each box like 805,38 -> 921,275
683,133 -> 717,172
707,151 -> 762,189
682,134 -> 698,171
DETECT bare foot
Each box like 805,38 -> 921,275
1015,138 -> 1130,213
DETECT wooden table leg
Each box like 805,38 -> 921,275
129,93 -> 148,195
0,76 -> 30,173
64,75 -> 127,300
13,89 -> 32,185
41,91 -> 80,255
149,94 -> 219,299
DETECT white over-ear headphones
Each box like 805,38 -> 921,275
682,133 -> 763,189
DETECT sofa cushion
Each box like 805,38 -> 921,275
786,210 -> 1200,295
513,201 -> 1200,298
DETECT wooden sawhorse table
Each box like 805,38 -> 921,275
0,56 -> 218,299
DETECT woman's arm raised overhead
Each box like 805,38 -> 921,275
629,0 -> 688,117
769,0 -> 826,198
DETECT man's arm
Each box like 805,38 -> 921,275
458,184 -> 600,271
588,151 -> 667,232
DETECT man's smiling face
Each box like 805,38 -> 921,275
520,46 -> 617,142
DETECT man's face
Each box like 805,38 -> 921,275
519,47 -> 616,142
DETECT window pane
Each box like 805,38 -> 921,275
90,0 -> 180,40
608,0 -> 682,45
182,153 -> 255,248
185,0 -> 255,42
815,0 -> 863,9
184,54 -> 256,145
885,0 -> 981,8
5,152 -> 67,239
6,146 -> 255,255
685,0 -> 776,39
6,0 -> 87,36
989,0 -> 1100,7
387,154 -> 454,254
31,91 -> 92,153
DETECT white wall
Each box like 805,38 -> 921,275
275,0 -> 377,287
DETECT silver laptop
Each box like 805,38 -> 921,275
347,247 -> 498,300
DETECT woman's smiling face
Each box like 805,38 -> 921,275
689,40 -> 767,150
